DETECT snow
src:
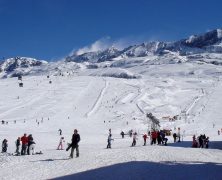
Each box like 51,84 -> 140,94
186,35 -> 197,43
217,29 -> 222,39
1,60 -> 222,179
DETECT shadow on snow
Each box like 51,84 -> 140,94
30,158 -> 70,162
53,161 -> 222,180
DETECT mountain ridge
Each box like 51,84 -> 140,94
1,28 -> 222,78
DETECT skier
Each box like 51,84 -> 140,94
66,129 -> 80,158
143,133 -> 148,146
57,137 -> 65,150
157,131 -> 162,145
109,128 -> 112,135
27,134 -> 34,155
58,129 -> 62,136
192,135 -> 198,148
129,129 -> 133,137
15,137 -> 21,155
173,133 -> 177,143
131,132 -> 137,147
2,139 -> 8,153
151,131 -> 157,145
28,139 -> 36,155
204,137 -> 209,148
148,131 -> 151,136
177,131 -> 181,142
198,135 -> 204,148
21,133 -> 28,155
161,131 -> 168,145
107,134 -> 114,148
120,131 -> 125,138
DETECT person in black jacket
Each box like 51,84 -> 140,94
2,139 -> 8,153
66,129 -> 80,158
15,137 -> 21,155
27,134 -> 34,155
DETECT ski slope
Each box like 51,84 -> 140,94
0,62 -> 222,179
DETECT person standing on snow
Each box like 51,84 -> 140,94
109,128 -> 112,135
120,131 -> 125,138
143,133 -> 148,146
57,137 -> 65,150
15,137 -> 21,155
151,131 -> 157,145
107,134 -> 114,148
173,133 -> 177,143
28,139 -> 36,155
66,129 -> 80,158
192,135 -> 198,148
27,134 -> 34,155
204,137 -> 209,148
2,139 -> 8,153
21,133 -> 28,155
58,129 -> 62,136
131,132 -> 137,147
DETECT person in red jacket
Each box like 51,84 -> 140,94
151,131 -> 157,145
21,133 -> 28,155
143,133 -> 148,146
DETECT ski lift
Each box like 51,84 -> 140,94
19,82 -> 23,87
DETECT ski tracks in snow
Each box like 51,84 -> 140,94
85,78 -> 108,117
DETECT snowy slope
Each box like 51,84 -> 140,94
1,29 -> 222,179
1,61 -> 222,179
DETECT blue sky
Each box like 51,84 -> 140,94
0,0 -> 222,60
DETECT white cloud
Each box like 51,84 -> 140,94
74,37 -> 112,55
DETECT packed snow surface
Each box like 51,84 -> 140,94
1,62 -> 222,180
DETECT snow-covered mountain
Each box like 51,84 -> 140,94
119,41 -> 166,58
66,28 -> 222,63
182,29 -> 222,49
1,28 -> 222,79
169,29 -> 222,55
65,42 -> 168,63
0,57 -> 47,78
66,47 -> 121,63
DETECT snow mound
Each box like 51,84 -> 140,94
90,68 -> 141,79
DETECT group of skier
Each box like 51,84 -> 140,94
192,134 -> 209,148
150,130 -> 168,145
106,129 -> 168,149
1,126 -> 212,158
1,129 -> 81,159
55,128 -> 81,158
1,133 -> 36,155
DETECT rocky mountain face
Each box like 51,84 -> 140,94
0,57 -> 47,78
1,29 -> 222,78
65,47 -> 121,63
66,29 -> 222,63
